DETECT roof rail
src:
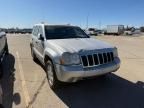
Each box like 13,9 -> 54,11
41,22 -> 47,24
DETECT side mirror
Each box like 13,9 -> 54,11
0,32 -> 6,38
38,34 -> 44,41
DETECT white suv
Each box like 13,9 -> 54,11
30,23 -> 120,89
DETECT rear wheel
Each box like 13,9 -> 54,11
45,60 -> 61,89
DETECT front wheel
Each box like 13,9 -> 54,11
45,60 -> 61,89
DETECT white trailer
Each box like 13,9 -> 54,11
105,25 -> 124,35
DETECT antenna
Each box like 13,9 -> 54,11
99,21 -> 101,30
86,14 -> 89,29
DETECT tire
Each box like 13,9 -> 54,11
31,47 -> 37,62
0,64 -> 3,79
45,60 -> 61,89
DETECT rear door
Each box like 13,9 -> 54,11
37,26 -> 45,58
32,26 -> 39,56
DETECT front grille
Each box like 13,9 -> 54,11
81,52 -> 114,68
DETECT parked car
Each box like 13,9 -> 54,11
124,31 -> 133,35
30,23 -> 120,89
85,28 -> 98,36
0,32 -> 9,78
95,30 -> 102,34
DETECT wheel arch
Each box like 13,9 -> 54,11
44,55 -> 53,64
43,48 -> 60,64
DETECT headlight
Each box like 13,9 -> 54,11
113,47 -> 118,57
60,52 -> 80,65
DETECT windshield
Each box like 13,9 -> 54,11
45,26 -> 89,39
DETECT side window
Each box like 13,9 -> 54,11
32,26 -> 37,36
32,26 -> 43,37
39,26 -> 43,36
32,26 -> 36,36
33,26 -> 39,37
35,26 -> 39,37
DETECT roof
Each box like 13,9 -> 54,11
34,23 -> 78,27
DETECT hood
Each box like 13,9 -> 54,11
47,38 -> 114,53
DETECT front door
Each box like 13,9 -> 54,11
37,26 -> 45,58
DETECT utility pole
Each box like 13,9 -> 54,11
86,14 -> 89,30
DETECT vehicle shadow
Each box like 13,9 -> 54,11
54,74 -> 144,108
1,54 -> 21,108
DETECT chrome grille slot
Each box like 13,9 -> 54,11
103,53 -> 108,63
88,55 -> 94,66
93,54 -> 99,65
81,52 -> 114,68
107,52 -> 111,62
81,56 -> 88,66
110,52 -> 114,61
98,53 -> 103,64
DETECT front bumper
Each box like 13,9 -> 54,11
55,57 -> 120,82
